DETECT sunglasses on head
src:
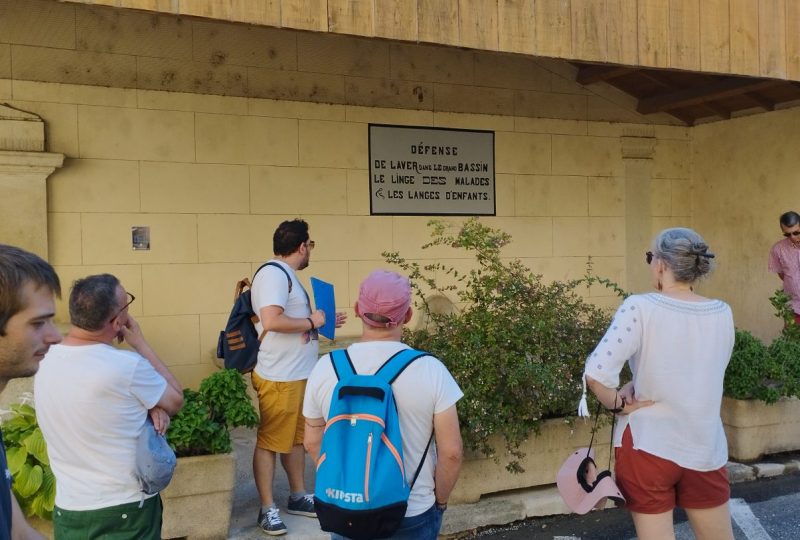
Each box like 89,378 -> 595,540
784,231 -> 800,238
645,251 -> 654,264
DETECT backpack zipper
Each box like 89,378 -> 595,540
365,432 -> 373,502
380,433 -> 405,481
326,413 -> 385,430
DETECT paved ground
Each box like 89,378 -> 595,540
472,473 -> 800,539
225,427 -> 800,539
227,428 -> 325,540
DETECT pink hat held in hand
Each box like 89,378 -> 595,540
356,270 -> 412,328
557,448 -> 626,515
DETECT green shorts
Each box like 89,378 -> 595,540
53,494 -> 162,540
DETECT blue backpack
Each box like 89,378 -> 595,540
216,262 -> 290,373
314,348 -> 433,540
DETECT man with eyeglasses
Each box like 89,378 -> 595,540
250,219 -> 346,536
34,274 -> 183,539
769,211 -> 800,325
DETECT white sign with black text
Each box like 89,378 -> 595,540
369,124 -> 495,215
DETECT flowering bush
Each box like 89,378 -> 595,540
384,219 -> 618,472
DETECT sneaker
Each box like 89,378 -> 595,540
287,493 -> 317,517
257,507 -> 287,536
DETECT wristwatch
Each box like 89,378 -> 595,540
435,500 -> 447,511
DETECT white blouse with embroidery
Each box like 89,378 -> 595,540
582,293 -> 734,471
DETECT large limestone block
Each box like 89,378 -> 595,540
722,396 -> 800,461
451,417 -> 612,504
162,452 -> 237,540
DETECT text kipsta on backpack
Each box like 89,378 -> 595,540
216,262 -> 291,373
314,348 -> 433,540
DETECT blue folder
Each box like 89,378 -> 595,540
310,277 -> 336,340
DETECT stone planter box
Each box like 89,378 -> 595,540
722,396 -> 800,461
450,417 -> 612,504
162,452 -> 237,540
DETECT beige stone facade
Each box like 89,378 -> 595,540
0,0 -> 792,387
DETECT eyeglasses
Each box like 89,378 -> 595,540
783,231 -> 800,238
306,240 -> 316,250
645,251 -> 654,264
110,292 -> 135,321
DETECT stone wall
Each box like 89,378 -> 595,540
0,0 -> 692,387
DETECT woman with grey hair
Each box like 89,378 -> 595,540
580,228 -> 735,540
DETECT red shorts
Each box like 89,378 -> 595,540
614,426 -> 730,513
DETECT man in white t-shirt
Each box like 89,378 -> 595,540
35,274 -> 183,540
304,270 -> 464,540
250,219 -> 346,536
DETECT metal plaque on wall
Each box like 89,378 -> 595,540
369,124 -> 495,216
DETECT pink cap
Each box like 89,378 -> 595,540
556,448 -> 625,515
356,270 -> 412,328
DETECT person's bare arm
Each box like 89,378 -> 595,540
432,405 -> 463,506
260,305 -> 325,333
303,417 -> 325,461
586,376 -> 654,414
121,315 -> 183,416
10,491 -> 46,540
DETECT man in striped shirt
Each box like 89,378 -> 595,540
768,211 -> 800,324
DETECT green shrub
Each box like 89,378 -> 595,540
1,400 -> 55,519
766,337 -> 800,399
724,330 -> 780,402
724,290 -> 800,404
770,289 -> 800,341
384,218 -> 618,472
167,368 -> 259,457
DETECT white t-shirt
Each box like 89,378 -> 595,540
251,260 -> 318,382
303,341 -> 463,517
584,293 -> 734,471
34,343 -> 167,510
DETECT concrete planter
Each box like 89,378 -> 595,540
450,417 -> 611,504
722,396 -> 800,461
162,452 -> 237,540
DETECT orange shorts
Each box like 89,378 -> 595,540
251,373 -> 306,454
614,426 -> 730,514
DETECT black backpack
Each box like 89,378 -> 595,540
216,262 -> 291,373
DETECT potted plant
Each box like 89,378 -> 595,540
0,398 -> 55,536
722,295 -> 800,461
161,368 -> 259,540
384,219 -> 619,503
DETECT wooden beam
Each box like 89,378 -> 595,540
639,70 -> 677,89
637,77 -> 781,113
745,92 -> 776,111
576,65 -> 636,85
702,101 -> 732,119
667,109 -> 695,126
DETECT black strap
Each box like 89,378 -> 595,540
585,398 -> 616,472
257,261 -> 313,309
254,261 -> 293,292
410,432 -> 434,488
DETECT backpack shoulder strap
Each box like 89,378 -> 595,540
330,349 -> 356,381
374,348 -> 429,385
258,261 -> 293,293
374,348 -> 434,488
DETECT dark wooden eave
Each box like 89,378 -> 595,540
573,62 -> 800,125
